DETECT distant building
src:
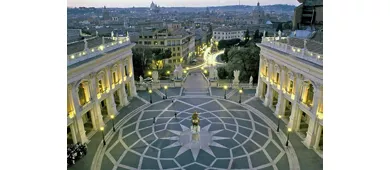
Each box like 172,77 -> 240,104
213,27 -> 245,41
102,6 -> 110,20
137,28 -> 195,65
150,1 -> 160,13
67,29 -> 82,43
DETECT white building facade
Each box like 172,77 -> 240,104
255,35 -> 323,157
67,36 -> 137,145
213,27 -> 245,41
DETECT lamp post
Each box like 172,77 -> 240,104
277,115 -> 281,132
164,85 -> 168,99
148,89 -> 153,103
285,128 -> 292,146
100,127 -> 106,146
238,89 -> 243,103
223,85 -> 228,99
148,71 -> 152,77
110,115 -> 116,132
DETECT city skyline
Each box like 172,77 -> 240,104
67,0 -> 300,8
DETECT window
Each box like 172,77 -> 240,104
113,72 -> 117,83
265,66 -> 268,75
160,41 -> 164,45
144,36 -> 148,38
177,47 -> 180,51
306,84 -> 314,105
139,36 -> 142,38
214,36 -> 216,39
173,53 -> 176,56
149,36 -> 152,38
288,80 -> 294,94
173,47 -> 175,51
125,66 -> 128,76
276,73 -> 280,84
176,53 -> 180,57
98,80 -> 103,93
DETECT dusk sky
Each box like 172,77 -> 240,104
67,0 -> 300,8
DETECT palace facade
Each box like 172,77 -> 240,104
256,31 -> 323,156
67,35 -> 137,145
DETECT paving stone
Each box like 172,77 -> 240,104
141,157 -> 160,169
121,151 -> 140,168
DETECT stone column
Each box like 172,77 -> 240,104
128,54 -> 137,96
108,92 -> 119,116
303,116 -> 318,148
255,54 -> 263,98
288,74 -> 304,130
90,74 -> 105,128
300,82 -> 310,104
263,83 -> 271,106
303,86 -> 322,148
280,67 -> 286,91
71,85 -> 88,144
69,123 -> 78,144
75,116 -> 89,144
106,67 -> 113,91
313,125 -> 323,150
119,82 -> 129,106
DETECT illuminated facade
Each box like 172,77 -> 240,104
67,35 -> 137,144
255,33 -> 323,156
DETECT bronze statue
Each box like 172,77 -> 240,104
192,111 -> 200,127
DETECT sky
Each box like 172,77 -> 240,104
67,0 -> 300,8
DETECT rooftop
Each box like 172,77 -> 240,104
259,33 -> 323,67
214,27 -> 245,32
67,36 -> 114,55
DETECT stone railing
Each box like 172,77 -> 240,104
67,37 -> 131,67
262,37 -> 323,66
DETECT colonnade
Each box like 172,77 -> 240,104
255,54 -> 323,151
67,54 -> 137,144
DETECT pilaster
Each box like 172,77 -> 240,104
89,74 -> 105,128
75,116 -> 89,144
263,83 -> 271,106
313,125 -> 323,150
303,116 -> 318,148
255,54 -> 263,97
108,92 -> 119,116
106,67 -> 113,91
119,82 -> 129,106
69,123 -> 78,144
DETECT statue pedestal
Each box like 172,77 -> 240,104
233,80 -> 240,89
191,125 -> 200,134
152,82 -> 160,89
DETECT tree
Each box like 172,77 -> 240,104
276,23 -> 283,32
253,29 -> 260,40
244,29 -> 250,42
224,46 -> 260,83
220,48 -> 230,63
217,38 -> 240,49
217,67 -> 229,80
132,46 -> 153,80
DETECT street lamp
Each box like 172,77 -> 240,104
204,70 -> 208,74
277,115 -> 281,132
223,85 -> 228,99
148,89 -> 153,103
148,71 -> 152,76
285,128 -> 292,146
100,127 -> 106,146
166,71 -> 170,75
184,70 -> 187,74
238,89 -> 243,103
164,85 -> 168,99
110,114 -> 116,132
